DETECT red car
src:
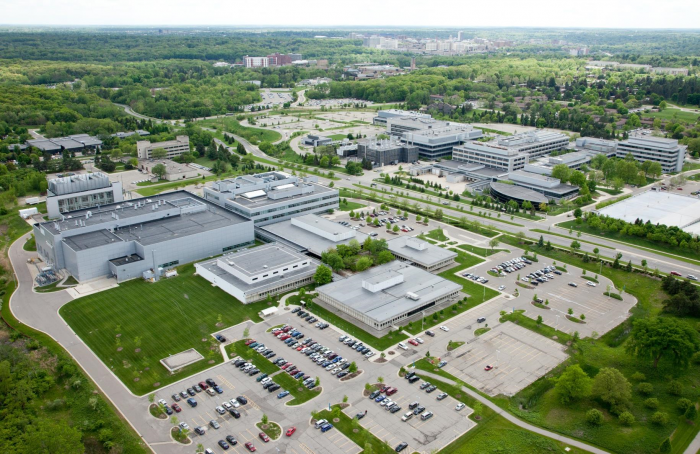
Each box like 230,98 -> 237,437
677,187 -> 683,190
385,387 -> 397,396
282,326 -> 292,333
259,433 -> 270,443
198,381 -> 209,390
484,365 -> 494,371
271,329 -> 281,335
671,271 -> 682,276
245,339 -> 256,345
379,385 -> 388,393
245,442 -> 256,452
408,339 -> 419,346
171,403 -> 181,412
286,426 -> 297,437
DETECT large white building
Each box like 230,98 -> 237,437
385,117 -> 483,159
46,172 -> 123,219
137,136 -> 190,160
494,130 -> 569,158
617,135 -> 685,173
452,141 -> 528,172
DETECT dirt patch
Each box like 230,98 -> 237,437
116,333 -> 121,338
201,338 -> 208,342
208,360 -> 215,364
134,348 -> 141,353
134,377 -> 140,382
216,322 -> 224,328
117,347 -> 123,352
340,370 -> 363,381
338,403 -> 350,409
375,357 -> 387,363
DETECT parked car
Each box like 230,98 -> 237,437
286,427 -> 297,437
439,326 -> 449,332
259,433 -> 270,443
210,420 -> 220,430
244,442 -> 256,452
484,365 -> 494,371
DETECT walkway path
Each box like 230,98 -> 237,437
417,369 -> 608,454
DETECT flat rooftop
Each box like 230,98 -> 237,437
317,261 -> 461,324
387,236 -> 457,267
490,182 -> 548,204
596,190 -> 700,234
227,183 -> 336,208
219,243 -> 306,278
259,217 -> 368,256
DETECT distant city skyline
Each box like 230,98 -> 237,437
0,0 -> 697,29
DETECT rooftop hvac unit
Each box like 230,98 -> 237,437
406,292 -> 420,301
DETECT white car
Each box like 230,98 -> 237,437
521,277 -> 529,282
498,285 -> 506,291
415,337 -> 424,344
587,281 -> 597,287
179,422 -> 190,431
455,403 -> 466,411
439,326 -> 449,332
229,399 -> 240,408
158,399 -> 168,406
687,275 -> 697,280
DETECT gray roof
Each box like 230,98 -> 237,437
387,236 -> 457,267
220,243 -> 307,277
317,261 -> 461,324
259,217 -> 368,256
489,182 -> 548,203
227,183 -> 335,208
64,229 -> 124,252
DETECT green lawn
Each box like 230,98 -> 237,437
327,134 -> 349,141
304,301 -> 408,350
643,108 -> 700,124
316,406 -> 394,454
557,220 -> 700,264
270,370 -> 321,406
226,340 -> 280,375
23,234 -> 36,251
337,201 -> 367,212
530,228 -> 615,250
60,264 -> 272,395
596,187 -> 624,196
457,244 -> 509,257
423,228 -> 449,242
197,118 -> 282,144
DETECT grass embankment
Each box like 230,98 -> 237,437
530,229 -> 614,250
337,201 -> 367,212
197,117 -> 282,144
497,235 -> 700,454
256,421 -> 282,440
316,406 -> 394,454
557,220 -> 700,265
423,228 -> 449,242
457,244 -> 509,257
271,371 -> 322,406
60,263 -> 272,395
226,340 -> 280,375
304,301 -> 408,350
23,234 -> 36,251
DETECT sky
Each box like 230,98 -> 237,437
0,0 -> 697,29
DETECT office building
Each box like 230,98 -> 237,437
372,109 -> 431,127
489,181 -> 550,206
137,136 -> 190,160
203,171 -> 339,226
33,191 -> 254,283
452,141 -> 528,172
495,130 -> 569,158
301,134 -> 333,147
357,138 -> 419,166
259,214 -> 368,257
46,172 -> 123,219
138,159 -> 200,181
387,236 -> 457,271
574,137 -> 618,158
617,135 -> 685,173
500,170 -> 579,202
26,134 -> 102,154
316,261 -> 461,332
524,151 -> 591,176
243,56 -> 269,68
386,117 -> 483,159
195,243 -> 318,304
289,53 -> 303,62
650,67 -> 689,76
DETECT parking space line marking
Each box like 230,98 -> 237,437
217,374 -> 235,390
299,442 -> 316,454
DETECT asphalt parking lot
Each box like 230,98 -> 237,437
351,382 -> 475,453
441,322 -> 568,397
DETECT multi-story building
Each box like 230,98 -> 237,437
501,170 -> 579,201
136,136 -> 190,160
372,109 -> 431,127
387,236 -> 457,272
33,191 -> 254,283
46,172 -> 123,219
617,135 -> 685,173
452,141 -> 528,172
524,151 -> 591,176
386,117 -> 483,159
574,137 -> 618,158
203,171 -> 339,226
301,134 -> 333,147
494,130 -> 569,159
26,134 -> 102,154
357,138 -> 419,166
243,56 -> 269,68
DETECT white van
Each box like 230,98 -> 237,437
401,412 -> 413,422
398,342 -> 408,350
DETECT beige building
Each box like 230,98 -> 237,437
137,136 -> 190,160
138,159 -> 200,181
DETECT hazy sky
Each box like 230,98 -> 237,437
0,0 -> 696,29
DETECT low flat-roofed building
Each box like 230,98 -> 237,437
372,109 -> 431,126
617,135 -> 685,173
137,136 -> 190,160
524,151 -> 591,176
138,159 -> 200,181
497,170 -> 579,202
386,117 -> 483,159
387,236 -> 457,271
33,191 -> 254,283
494,130 -> 569,158
258,213 -> 368,256
453,141 -> 528,172
650,67 -> 689,76
574,137 -> 618,158
195,243 -> 318,304
203,171 -> 339,225
357,138 -> 419,166
301,134 -> 332,147
316,261 -> 461,331
46,172 -> 123,219
26,134 -> 103,154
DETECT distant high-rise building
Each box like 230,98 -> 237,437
457,31 -> 464,41
410,57 -> 416,70
243,56 -> 269,68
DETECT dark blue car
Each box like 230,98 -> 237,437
214,385 -> 223,394
187,398 -> 197,407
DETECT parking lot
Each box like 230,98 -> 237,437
441,322 -> 568,397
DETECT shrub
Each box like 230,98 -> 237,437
637,382 -> 654,395
644,398 -> 659,409
677,398 -> 693,413
668,380 -> 683,396
651,412 -> 669,426
630,372 -> 646,381
618,411 -> 635,425
659,438 -> 671,454
585,409 -> 604,425
686,404 -> 698,421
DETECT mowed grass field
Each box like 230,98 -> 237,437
59,264 -> 270,395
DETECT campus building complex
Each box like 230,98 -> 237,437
203,171 -> 339,225
452,141 -> 528,172
137,136 -> 190,160
316,261 -> 461,332
357,138 -> 419,166
386,236 -> 457,272
372,109 -> 431,127
195,243 -> 318,304
617,135 -> 685,173
33,191 -> 254,283
494,130 -> 569,158
46,172 -> 123,219
386,117 -> 483,159
524,151 -> 591,176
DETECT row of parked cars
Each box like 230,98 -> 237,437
338,334 -> 376,358
292,306 -> 322,325
165,377 -> 225,414
490,256 -> 533,276
271,326 -> 356,379
521,265 -> 562,286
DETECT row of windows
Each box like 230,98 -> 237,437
255,201 -> 338,223
251,262 -> 308,281
222,241 -> 253,252
159,260 -> 179,268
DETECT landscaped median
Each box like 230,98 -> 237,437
315,405 -> 394,454
272,371 -> 322,406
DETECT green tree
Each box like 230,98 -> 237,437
20,419 -> 84,454
348,362 -> 358,373
626,317 -> 700,368
152,163 -> 167,180
151,147 -> 167,159
659,438 -> 672,454
554,364 -> 593,404
586,409 -> 604,425
686,404 -> 698,422
313,265 -> 332,285
592,367 -> 632,407
488,238 -> 500,251
659,100 -> 668,111
551,164 -> 572,183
